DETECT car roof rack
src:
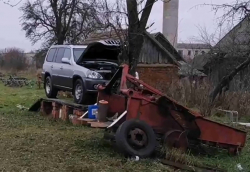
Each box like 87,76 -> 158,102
98,40 -> 121,46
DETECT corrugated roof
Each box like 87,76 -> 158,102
192,54 -> 211,71
83,29 -> 127,45
178,60 -> 207,77
177,43 -> 211,49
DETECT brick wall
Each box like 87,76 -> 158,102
136,64 -> 180,92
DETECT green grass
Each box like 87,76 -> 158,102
0,81 -> 249,172
0,83 -> 171,172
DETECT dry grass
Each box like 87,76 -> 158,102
0,67 -> 38,79
165,148 -> 202,167
163,80 -> 250,121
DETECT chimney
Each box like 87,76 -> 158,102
162,0 -> 179,48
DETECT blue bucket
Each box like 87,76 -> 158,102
88,105 -> 99,119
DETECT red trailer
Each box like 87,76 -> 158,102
97,64 -> 247,158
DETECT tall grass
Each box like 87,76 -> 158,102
162,78 -> 250,120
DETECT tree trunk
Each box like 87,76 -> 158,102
128,33 -> 144,75
210,55 -> 250,102
126,0 -> 155,76
57,34 -> 66,45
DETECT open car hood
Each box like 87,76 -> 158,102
77,40 -> 120,63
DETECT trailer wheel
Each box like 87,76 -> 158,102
164,130 -> 188,153
115,119 -> 156,158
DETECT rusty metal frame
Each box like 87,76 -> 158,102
97,64 -> 247,154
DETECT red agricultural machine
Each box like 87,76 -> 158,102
96,64 -> 247,158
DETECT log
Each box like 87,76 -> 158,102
210,55 -> 250,102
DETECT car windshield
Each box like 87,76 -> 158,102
73,48 -> 85,62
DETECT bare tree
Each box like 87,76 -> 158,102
97,0 -> 169,74
20,0 -> 101,46
126,0 -> 160,74
95,0 -> 128,64
205,0 -> 250,102
210,55 -> 250,102
191,25 -> 220,48
0,0 -> 22,7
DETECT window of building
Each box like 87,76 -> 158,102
55,48 -> 65,63
201,51 -> 205,55
46,48 -> 57,62
178,50 -> 183,57
188,50 -> 191,56
195,50 -> 198,56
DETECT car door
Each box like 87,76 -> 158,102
53,48 -> 65,87
44,48 -> 57,83
60,48 -> 74,89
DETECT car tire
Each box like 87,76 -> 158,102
73,79 -> 88,104
115,119 -> 156,158
44,76 -> 58,98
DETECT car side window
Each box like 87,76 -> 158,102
55,48 -> 65,63
46,48 -> 56,62
63,48 -> 71,60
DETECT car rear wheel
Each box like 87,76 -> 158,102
44,76 -> 58,98
73,79 -> 88,104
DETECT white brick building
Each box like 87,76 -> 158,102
176,43 -> 211,62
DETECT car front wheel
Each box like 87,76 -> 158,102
44,76 -> 58,98
73,79 -> 88,104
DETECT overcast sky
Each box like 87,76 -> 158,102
0,0 -> 233,52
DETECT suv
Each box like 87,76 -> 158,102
42,40 -> 120,104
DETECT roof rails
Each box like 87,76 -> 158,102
97,39 -> 121,46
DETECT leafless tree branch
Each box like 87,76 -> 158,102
0,0 -> 22,7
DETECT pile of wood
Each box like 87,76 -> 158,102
0,76 -> 32,87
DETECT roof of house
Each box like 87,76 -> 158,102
192,17 -> 250,72
178,60 -> 207,77
144,32 -> 180,65
83,29 -> 127,45
153,32 -> 184,62
214,16 -> 250,51
192,53 -> 212,71
177,43 -> 211,49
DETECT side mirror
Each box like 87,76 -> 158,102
62,57 -> 71,64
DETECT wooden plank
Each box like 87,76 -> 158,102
89,122 -> 112,128
29,98 -> 43,111
78,118 -> 97,125
79,118 -> 96,122
70,116 -> 95,126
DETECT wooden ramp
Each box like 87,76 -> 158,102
29,98 -> 112,129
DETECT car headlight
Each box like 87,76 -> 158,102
86,70 -> 103,79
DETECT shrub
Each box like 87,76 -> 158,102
0,47 -> 27,71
